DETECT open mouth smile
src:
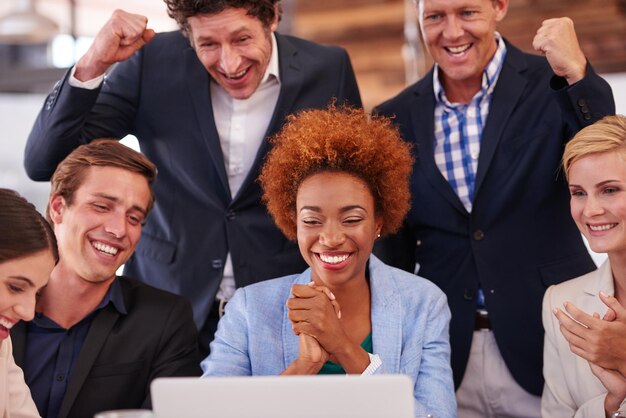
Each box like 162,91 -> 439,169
588,223 -> 617,232
445,43 -> 472,56
222,67 -> 249,80
91,240 -> 119,256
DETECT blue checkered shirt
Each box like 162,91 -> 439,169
433,33 -> 507,212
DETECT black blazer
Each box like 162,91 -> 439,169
12,276 -> 201,418
374,41 -> 615,395
24,31 -> 362,332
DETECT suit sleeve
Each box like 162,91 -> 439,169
200,288 -> 253,377
335,49 -> 362,109
410,292 -> 456,418
143,298 -> 201,408
5,337 -> 41,418
552,61 -> 615,140
24,49 -> 144,181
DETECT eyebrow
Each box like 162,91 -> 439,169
569,179 -> 622,188
92,193 -> 148,216
195,27 -> 249,42
299,205 -> 367,213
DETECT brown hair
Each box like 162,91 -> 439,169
563,115 -> 626,181
0,188 -> 58,264
259,106 -> 413,240
164,0 -> 281,36
49,140 -> 157,220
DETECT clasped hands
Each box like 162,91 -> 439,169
554,292 -> 626,414
282,282 -> 364,375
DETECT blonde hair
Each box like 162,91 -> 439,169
563,115 -> 626,181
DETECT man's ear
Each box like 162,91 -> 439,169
48,194 -> 66,225
270,3 -> 280,32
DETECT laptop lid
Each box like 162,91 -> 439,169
151,375 -> 415,418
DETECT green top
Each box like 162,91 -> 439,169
317,332 -> 373,375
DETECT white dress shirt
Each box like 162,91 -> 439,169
212,33 -> 281,301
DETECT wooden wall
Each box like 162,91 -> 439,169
293,0 -> 626,109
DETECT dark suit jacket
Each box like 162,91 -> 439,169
12,276 -> 201,418
373,41 -> 615,395
24,31 -> 362,332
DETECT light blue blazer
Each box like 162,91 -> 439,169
201,255 -> 457,418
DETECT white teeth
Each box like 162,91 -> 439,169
447,44 -> 471,54
589,224 -> 617,231
92,241 -> 119,255
0,318 -> 14,330
226,68 -> 248,79
319,254 -> 349,264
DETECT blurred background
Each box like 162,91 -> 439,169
1,0 -> 625,266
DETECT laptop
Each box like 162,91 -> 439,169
151,374 -> 415,418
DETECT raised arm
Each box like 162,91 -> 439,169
24,9 -> 155,181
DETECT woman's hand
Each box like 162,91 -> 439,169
286,283 -> 370,373
282,333 -> 329,375
554,292 -> 626,376
589,361 -> 626,416
287,283 -> 349,354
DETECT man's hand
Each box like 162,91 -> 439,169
532,17 -> 587,85
75,9 -> 156,81
555,292 -> 626,376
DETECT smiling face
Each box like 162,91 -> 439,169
188,7 -> 277,100
49,166 -> 151,285
0,250 -> 55,340
418,0 -> 507,97
296,172 -> 382,290
568,151 -> 626,256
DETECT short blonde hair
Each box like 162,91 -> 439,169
563,115 -> 626,181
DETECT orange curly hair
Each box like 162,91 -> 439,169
259,106 -> 413,240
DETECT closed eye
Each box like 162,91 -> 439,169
569,189 -> 586,197
8,284 -> 24,294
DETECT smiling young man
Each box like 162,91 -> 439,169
12,141 -> 200,418
373,0 -> 615,417
24,0 -> 362,357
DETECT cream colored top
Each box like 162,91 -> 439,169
0,336 -> 40,418
542,260 -> 626,417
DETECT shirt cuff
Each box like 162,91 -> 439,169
68,66 -> 105,90
361,353 -> 382,376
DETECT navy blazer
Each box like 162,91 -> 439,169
11,276 -> 201,418
24,31 -> 362,331
373,41 -> 615,395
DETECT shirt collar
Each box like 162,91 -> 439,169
32,278 -> 127,329
260,32 -> 280,85
433,32 -> 507,106
101,278 -> 127,315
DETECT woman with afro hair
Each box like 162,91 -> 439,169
201,106 -> 456,417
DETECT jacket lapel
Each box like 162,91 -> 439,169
473,42 -> 528,198
183,46 -> 231,201
369,257 -> 402,372
58,306 -> 120,418
410,73 -> 468,216
233,33 -> 302,204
